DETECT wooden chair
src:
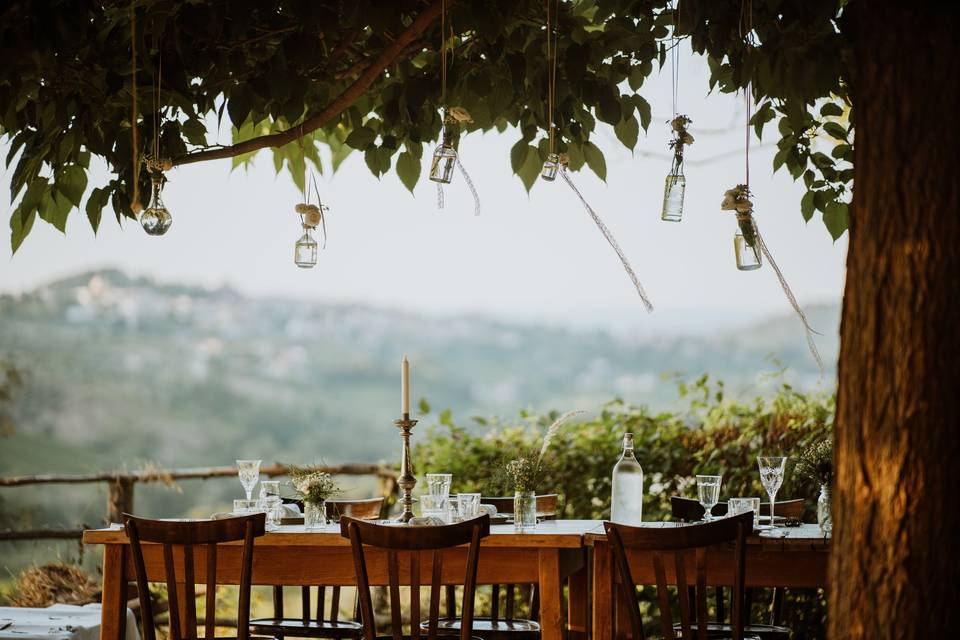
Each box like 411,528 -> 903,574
421,496 -> 557,640
605,512 -> 756,640
668,499 -> 792,640
250,498 -> 385,639
123,512 -> 269,640
340,514 -> 491,640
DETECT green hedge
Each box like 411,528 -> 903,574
413,375 -> 833,638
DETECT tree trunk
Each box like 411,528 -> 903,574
831,4 -> 960,638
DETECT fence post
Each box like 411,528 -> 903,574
106,477 -> 135,524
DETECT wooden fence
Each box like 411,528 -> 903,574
0,463 -> 399,542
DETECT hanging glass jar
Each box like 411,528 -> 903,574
541,153 -> 561,182
817,485 -> 832,535
294,228 -> 318,268
140,174 -> 173,236
429,144 -> 457,184
660,172 -> 685,222
734,231 -> 762,270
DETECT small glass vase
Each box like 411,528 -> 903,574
660,173 -> 685,222
817,485 -> 832,535
734,230 -> 762,271
514,491 -> 536,532
304,501 -> 327,530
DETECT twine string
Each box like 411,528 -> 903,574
671,0 -> 679,116
456,158 -> 480,216
560,169 -> 654,312
130,0 -> 139,208
436,182 -> 444,209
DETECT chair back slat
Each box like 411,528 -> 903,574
671,495 -> 806,522
652,552 -> 675,639
341,515 -> 490,640
444,585 -> 456,618
604,512 -> 753,640
674,552 -> 692,640
491,584 -> 501,622
427,549 -> 444,640
387,549 -> 403,640
317,585 -> 327,621
410,551 -> 421,640
330,586 -> 342,622
182,545 -> 198,635
504,584 -> 515,621
300,585 -> 310,623
162,544 -> 181,640
606,527 -> 645,640
123,513 -> 265,640
205,543 -> 216,640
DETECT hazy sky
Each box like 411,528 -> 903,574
1,45 -> 847,334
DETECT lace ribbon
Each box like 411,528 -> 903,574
456,158 -> 481,216
748,216 -> 824,372
560,169 -> 654,312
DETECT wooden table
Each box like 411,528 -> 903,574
83,520 -> 597,640
584,523 -> 831,640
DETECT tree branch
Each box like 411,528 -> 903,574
173,0 -> 451,167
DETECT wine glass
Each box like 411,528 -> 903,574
696,475 -> 722,521
757,456 -> 788,529
236,459 -> 261,501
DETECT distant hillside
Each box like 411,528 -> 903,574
0,268 -> 838,473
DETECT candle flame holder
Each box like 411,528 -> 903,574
394,413 -> 418,523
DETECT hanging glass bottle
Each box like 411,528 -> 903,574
429,123 -> 457,184
661,116 -> 692,222
541,153 -> 561,182
294,228 -> 318,268
140,173 -> 173,236
734,230 -> 762,270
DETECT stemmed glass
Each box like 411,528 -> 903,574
696,475 -> 722,521
757,456 -> 787,530
236,459 -> 261,501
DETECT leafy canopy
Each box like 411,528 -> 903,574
0,0 -> 851,252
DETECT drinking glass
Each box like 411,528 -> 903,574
259,480 -> 283,527
236,459 -> 261,501
425,473 -> 453,497
729,497 -> 761,530
696,475 -> 722,521
457,493 -> 481,519
758,456 -> 788,530
420,494 -> 449,520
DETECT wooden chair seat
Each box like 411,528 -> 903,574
673,622 -> 790,640
249,618 -> 362,638
427,617 -> 541,640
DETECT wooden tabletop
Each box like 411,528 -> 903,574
83,519 -> 828,549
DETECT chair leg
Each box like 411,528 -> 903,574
273,586 -> 285,640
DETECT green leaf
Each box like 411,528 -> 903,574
396,150 -> 420,193
822,200 -> 848,240
583,141 -> 607,181
822,121 -> 847,141
57,165 -> 87,208
751,102 -> 776,140
614,116 -> 639,151
181,119 -> 208,146
819,102 -> 844,118
516,147 -> 541,193
10,208 -> 36,253
510,139 -> 530,174
628,66 -> 645,91
364,148 -> 381,177
85,187 -> 109,233
346,126 -> 377,150
633,96 -> 651,131
800,190 -> 816,222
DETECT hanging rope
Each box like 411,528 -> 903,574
440,0 -> 447,107
456,158 -> 480,216
546,0 -> 559,153
129,0 -> 140,210
560,168 -> 654,312
670,0 -> 679,117
154,49 -> 162,162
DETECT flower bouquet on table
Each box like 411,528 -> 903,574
289,465 -> 340,530
795,439 -> 834,534
503,410 -> 584,531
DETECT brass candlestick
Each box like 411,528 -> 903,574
394,413 -> 418,523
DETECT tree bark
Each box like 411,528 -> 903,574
831,4 -> 960,638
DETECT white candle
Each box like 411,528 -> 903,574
402,355 -> 410,416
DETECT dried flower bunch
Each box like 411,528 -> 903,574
669,115 -> 694,148
504,410 -> 584,492
721,183 -> 758,247
289,465 -> 340,506
795,438 -> 834,487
